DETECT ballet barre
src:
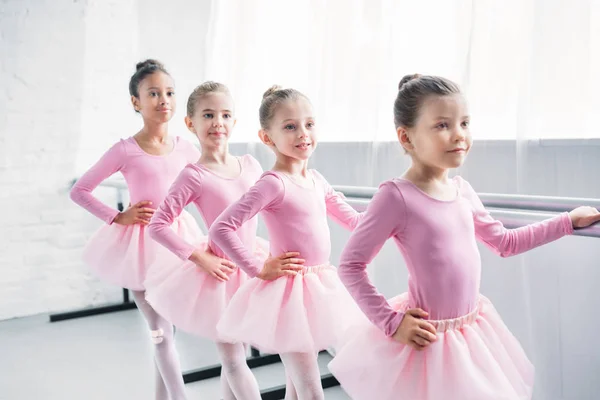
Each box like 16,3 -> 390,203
336,186 -> 600,238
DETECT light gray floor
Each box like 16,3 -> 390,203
0,308 -> 350,400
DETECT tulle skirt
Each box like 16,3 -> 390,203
144,237 -> 270,340
216,263 -> 362,354
328,292 -> 534,400
82,210 -> 201,291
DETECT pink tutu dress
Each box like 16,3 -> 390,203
70,136 -> 202,290
328,176 -> 574,400
144,155 -> 270,340
210,170 -> 364,354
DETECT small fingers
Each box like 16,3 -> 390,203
212,270 -> 229,282
416,329 -> 437,343
412,336 -> 431,347
283,258 -> 305,265
418,320 -> 437,336
282,264 -> 304,272
220,264 -> 236,274
280,252 -> 301,259
406,308 -> 429,319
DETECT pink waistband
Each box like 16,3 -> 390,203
396,295 -> 483,332
428,301 -> 481,332
298,263 -> 335,275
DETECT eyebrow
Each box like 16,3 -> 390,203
146,87 -> 175,91
434,116 -> 470,120
281,118 -> 313,123
202,109 -> 233,113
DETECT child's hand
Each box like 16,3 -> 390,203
114,201 -> 154,225
189,247 -> 236,282
569,206 -> 600,228
258,252 -> 305,280
392,308 -> 437,351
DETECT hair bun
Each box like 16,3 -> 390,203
263,85 -> 283,99
398,74 -> 421,90
136,59 -> 164,71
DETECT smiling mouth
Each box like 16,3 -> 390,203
296,143 -> 311,149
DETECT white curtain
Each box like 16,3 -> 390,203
204,0 -> 600,143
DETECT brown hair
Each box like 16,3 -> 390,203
394,74 -> 461,128
186,81 -> 231,117
259,85 -> 309,129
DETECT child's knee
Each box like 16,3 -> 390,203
150,328 -> 164,344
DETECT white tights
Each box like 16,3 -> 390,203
132,290 -> 187,400
216,342 -> 261,400
281,352 -> 324,400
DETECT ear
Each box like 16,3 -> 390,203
397,126 -> 414,152
131,95 -> 140,112
258,129 -> 273,146
185,116 -> 196,134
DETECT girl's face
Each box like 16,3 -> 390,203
186,91 -> 236,150
398,94 -> 472,170
260,97 -> 317,161
131,72 -> 176,124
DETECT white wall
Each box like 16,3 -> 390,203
0,0 -> 212,320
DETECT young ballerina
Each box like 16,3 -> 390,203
144,82 -> 269,400
70,60 -> 201,400
327,74 -> 600,400
208,85 -> 364,399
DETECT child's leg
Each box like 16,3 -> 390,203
153,359 -> 169,400
215,342 -> 261,400
220,373 -> 236,400
280,352 -> 324,400
132,290 -> 187,400
284,372 -> 299,400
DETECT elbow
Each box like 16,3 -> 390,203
336,263 -> 347,282
492,243 -> 520,258
207,221 -> 224,242
208,219 -> 234,238
481,236 -> 516,258
207,223 -> 217,238
486,245 -> 514,258
69,185 -> 82,204
147,218 -> 169,242
336,261 -> 357,286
